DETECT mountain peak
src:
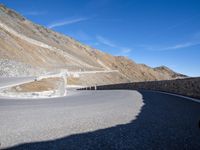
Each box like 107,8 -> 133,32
154,66 -> 187,78
154,65 -> 172,71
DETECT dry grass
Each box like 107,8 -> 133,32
11,77 -> 63,92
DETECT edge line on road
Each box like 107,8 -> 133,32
144,90 -> 200,104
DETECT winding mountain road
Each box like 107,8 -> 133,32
0,90 -> 200,149
0,77 -> 36,89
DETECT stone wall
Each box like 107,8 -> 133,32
81,77 -> 200,99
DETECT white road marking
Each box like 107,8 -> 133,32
147,90 -> 200,103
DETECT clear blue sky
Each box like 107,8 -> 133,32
1,0 -> 200,76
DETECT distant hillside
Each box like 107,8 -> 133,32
0,4 -> 187,85
153,66 -> 187,79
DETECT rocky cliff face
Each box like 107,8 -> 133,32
0,4 -> 187,85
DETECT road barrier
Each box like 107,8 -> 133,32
80,77 -> 200,99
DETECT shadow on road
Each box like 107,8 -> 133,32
5,90 -> 200,150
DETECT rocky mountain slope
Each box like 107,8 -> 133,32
0,4 -> 187,86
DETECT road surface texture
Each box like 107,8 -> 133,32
0,90 -> 143,149
0,90 -> 200,150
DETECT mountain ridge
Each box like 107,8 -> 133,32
0,4 -> 187,85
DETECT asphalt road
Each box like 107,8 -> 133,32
0,90 -> 143,149
0,90 -> 200,150
0,77 -> 35,89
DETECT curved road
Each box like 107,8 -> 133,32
0,90 -> 200,149
0,77 -> 36,89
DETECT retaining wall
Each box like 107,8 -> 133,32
81,77 -> 200,99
